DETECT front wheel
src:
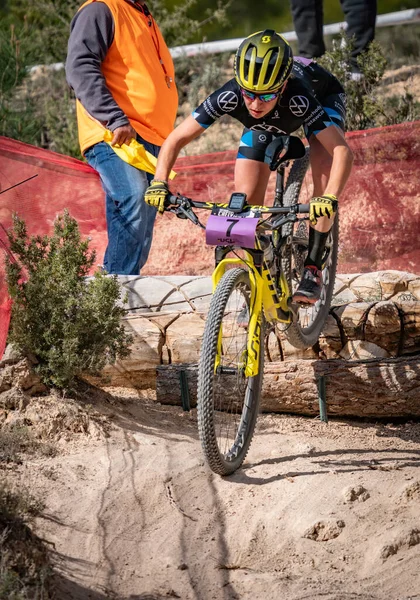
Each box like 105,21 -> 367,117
197,268 -> 264,476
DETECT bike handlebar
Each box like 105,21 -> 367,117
168,194 -> 310,215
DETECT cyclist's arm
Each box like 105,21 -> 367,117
312,126 -> 354,197
154,115 -> 205,181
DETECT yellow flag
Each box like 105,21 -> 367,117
103,130 -> 176,180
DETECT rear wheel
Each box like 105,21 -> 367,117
197,268 -> 264,475
280,151 -> 339,349
283,216 -> 339,349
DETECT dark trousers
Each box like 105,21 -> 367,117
290,0 -> 377,69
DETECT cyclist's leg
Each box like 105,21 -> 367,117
234,128 -> 274,205
293,93 -> 346,303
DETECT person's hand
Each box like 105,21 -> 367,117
110,124 -> 137,146
144,180 -> 170,213
309,194 -> 338,225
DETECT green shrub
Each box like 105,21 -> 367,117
319,33 -> 387,131
318,32 -> 419,130
378,90 -> 420,126
5,210 -> 133,389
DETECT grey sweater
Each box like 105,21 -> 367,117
66,2 -> 131,131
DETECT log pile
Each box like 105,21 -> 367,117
95,270 -> 420,389
84,270 -> 420,418
155,356 -> 420,418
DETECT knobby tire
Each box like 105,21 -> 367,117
197,268 -> 264,476
280,150 -> 339,349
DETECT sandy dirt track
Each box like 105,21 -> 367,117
10,388 -> 420,600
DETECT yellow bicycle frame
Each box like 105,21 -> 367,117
211,252 -> 292,378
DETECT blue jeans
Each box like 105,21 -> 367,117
84,136 -> 160,275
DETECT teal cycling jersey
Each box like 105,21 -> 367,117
192,57 -> 346,157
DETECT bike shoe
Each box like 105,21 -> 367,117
292,265 -> 322,305
237,303 -> 250,328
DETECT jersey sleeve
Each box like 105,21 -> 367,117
65,3 -> 129,131
192,80 -> 241,129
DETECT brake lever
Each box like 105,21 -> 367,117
270,213 -> 309,230
172,202 -> 205,229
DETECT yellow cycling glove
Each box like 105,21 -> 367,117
144,180 -> 169,214
309,194 -> 338,225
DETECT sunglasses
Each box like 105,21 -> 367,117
241,89 -> 280,103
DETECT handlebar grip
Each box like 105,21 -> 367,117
168,194 -> 179,206
298,203 -> 310,213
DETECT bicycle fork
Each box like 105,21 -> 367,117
211,251 -> 292,378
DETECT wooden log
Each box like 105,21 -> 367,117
156,356 -> 420,418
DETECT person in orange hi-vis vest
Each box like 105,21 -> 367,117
66,0 -> 178,274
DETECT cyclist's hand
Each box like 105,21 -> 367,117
309,194 -> 338,225
144,180 -> 170,214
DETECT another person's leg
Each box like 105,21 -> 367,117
289,0 -> 325,58
340,0 -> 377,76
84,140 -> 158,275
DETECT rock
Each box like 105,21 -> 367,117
100,316 -> 163,388
364,301 -> 401,356
334,303 -> 372,339
331,287 -> 359,306
339,340 -> 389,360
349,274 -> 383,302
0,388 -> 29,411
118,275 -> 212,314
380,528 -> 420,561
320,314 -> 342,356
376,270 -> 416,298
399,481 -> 420,502
165,313 -> 206,364
0,358 -> 46,395
303,520 -> 345,541
0,344 -> 23,366
343,485 -> 370,503
408,278 -> 420,300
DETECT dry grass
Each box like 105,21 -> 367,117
0,482 -> 53,599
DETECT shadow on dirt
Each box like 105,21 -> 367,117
78,380 -> 200,440
53,573 -> 178,600
233,446 -> 420,485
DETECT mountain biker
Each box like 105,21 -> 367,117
145,29 -> 354,304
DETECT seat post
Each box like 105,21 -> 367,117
274,164 -> 287,207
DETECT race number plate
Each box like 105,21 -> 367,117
205,215 -> 258,248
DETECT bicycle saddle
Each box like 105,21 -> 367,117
264,135 -> 306,171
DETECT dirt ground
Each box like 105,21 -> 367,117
5,385 -> 420,600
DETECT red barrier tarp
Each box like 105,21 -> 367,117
1,120 -> 420,358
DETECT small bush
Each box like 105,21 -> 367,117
5,210 -> 133,389
319,33 -> 387,131
0,425 -> 57,465
319,32 -> 420,130
0,483 -> 53,599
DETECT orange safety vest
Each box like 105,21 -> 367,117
75,0 -> 178,154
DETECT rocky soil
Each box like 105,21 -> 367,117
2,379 -> 420,600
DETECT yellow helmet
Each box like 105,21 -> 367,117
234,29 -> 293,93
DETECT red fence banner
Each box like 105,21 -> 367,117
1,120 -> 420,358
